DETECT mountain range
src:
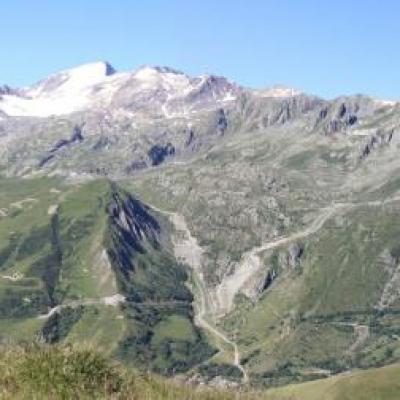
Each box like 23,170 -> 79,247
1,61 -> 400,389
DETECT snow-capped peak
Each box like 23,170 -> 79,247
25,61 -> 116,97
132,65 -> 190,91
0,61 -> 123,117
0,62 -> 241,118
57,60 -> 116,78
134,65 -> 184,77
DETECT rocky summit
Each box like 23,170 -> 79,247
1,62 -> 400,389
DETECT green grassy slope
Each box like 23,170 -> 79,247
221,203 -> 400,384
0,176 -> 213,374
266,363 -> 400,400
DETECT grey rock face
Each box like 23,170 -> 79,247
0,85 -> 15,96
184,75 -> 239,110
259,268 -> 277,292
103,61 -> 117,76
51,124 -> 84,151
215,108 -> 228,135
39,124 -> 85,167
288,243 -> 304,269
359,129 -> 395,159
314,96 -> 378,135
0,85 -> 19,102
233,92 -> 324,131
147,143 -> 175,166
107,186 -> 160,246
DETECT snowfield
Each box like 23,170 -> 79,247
0,61 -> 240,118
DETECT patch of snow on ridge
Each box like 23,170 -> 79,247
132,65 -> 192,93
373,98 -> 397,107
220,91 -> 237,102
255,85 -> 301,98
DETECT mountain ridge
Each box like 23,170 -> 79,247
6,61 -> 396,120
0,61 -> 396,114
0,62 -> 242,118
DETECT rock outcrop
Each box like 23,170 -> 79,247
359,129 -> 395,159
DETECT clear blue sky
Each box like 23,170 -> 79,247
1,1 -> 399,99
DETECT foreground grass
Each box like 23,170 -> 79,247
0,345 -> 254,400
0,345 -> 399,399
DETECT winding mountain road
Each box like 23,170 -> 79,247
150,196 -> 399,383
215,202 -> 350,315
150,204 -> 249,383
37,294 -> 126,319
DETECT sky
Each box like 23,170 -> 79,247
1,0 -> 399,99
